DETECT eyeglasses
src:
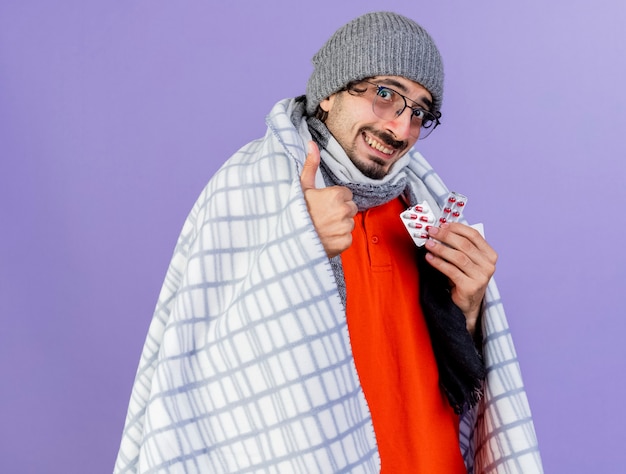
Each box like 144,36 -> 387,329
361,81 -> 441,139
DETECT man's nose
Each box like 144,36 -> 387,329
385,107 -> 416,140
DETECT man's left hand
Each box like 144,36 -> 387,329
425,223 -> 498,335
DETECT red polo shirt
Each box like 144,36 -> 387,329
341,198 -> 466,473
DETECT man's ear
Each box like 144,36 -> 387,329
319,94 -> 335,113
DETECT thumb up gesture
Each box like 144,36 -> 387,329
300,141 -> 358,258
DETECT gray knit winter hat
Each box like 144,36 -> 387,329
305,11 -> 444,116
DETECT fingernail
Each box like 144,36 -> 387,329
428,226 -> 439,235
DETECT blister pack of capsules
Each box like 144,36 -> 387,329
399,191 -> 468,247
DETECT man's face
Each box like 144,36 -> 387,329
320,75 -> 433,180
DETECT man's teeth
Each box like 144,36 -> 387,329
365,135 -> 393,155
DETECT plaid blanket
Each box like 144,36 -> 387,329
114,98 -> 543,473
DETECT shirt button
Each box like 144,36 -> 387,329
371,236 -> 379,244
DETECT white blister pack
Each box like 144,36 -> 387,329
400,191 -> 468,247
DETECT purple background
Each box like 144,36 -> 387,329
1,1 -> 625,472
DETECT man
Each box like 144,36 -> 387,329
115,12 -> 543,473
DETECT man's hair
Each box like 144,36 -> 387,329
305,11 -> 444,116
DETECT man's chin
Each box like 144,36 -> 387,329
355,160 -> 388,180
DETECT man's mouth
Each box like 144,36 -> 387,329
364,133 -> 394,155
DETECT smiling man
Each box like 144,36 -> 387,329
115,11 -> 543,474
319,77 -> 432,179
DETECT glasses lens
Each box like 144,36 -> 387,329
418,113 -> 439,140
371,90 -> 401,119
371,89 -> 439,139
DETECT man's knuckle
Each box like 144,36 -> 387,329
459,240 -> 473,254
459,254 -> 472,268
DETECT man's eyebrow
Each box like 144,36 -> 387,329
377,77 -> 409,92
376,77 -> 433,110
420,96 -> 433,110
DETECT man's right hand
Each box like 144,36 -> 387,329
300,141 -> 358,258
